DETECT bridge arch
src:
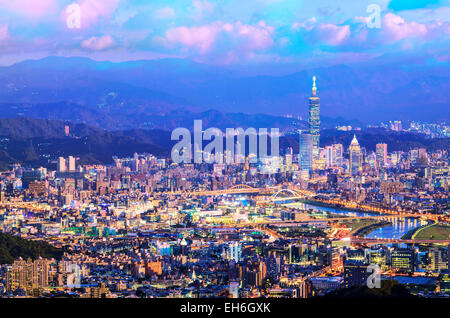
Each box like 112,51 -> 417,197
230,184 -> 255,190
271,189 -> 303,200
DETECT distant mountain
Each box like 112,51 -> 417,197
0,101 -> 316,132
0,118 -> 171,169
0,56 -> 448,123
0,118 -> 447,170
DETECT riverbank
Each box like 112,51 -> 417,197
401,221 -> 435,239
291,200 -> 428,240
353,221 -> 392,237
300,199 -> 385,216
412,223 -> 450,240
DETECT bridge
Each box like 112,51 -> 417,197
0,201 -> 49,212
158,185 -> 447,223
267,188 -> 315,202
161,184 -> 314,198
162,184 -> 273,197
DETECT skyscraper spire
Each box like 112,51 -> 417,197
308,75 -> 320,164
312,76 -> 317,96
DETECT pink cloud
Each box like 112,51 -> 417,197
234,21 -> 274,51
292,17 -> 316,32
293,19 -> 350,46
163,21 -> 274,54
383,13 -> 427,42
165,23 -> 222,53
81,35 -> 115,51
0,0 -> 58,19
316,24 -> 350,46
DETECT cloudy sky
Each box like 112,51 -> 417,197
0,0 -> 448,66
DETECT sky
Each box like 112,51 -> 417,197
0,0 -> 449,67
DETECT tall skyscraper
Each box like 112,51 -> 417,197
223,242 -> 242,262
299,131 -> 313,172
308,76 -> 320,159
349,135 -> 362,176
57,157 -> 66,172
68,156 -> 76,172
332,144 -> 344,166
325,146 -> 333,168
376,143 -> 387,169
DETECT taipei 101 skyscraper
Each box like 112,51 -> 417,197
308,76 -> 320,160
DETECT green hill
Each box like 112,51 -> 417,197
0,232 -> 64,264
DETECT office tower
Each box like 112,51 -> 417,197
285,153 -> 293,171
367,246 -> 388,267
367,152 -> 377,170
299,131 -> 313,172
68,156 -> 76,172
229,281 -> 240,298
376,143 -> 387,169
89,283 -> 109,298
391,248 -> 416,273
266,252 -> 281,280
429,247 -> 448,272
343,262 -> 369,288
325,146 -> 333,168
289,245 -> 301,264
329,246 -> 342,269
57,157 -> 66,172
439,270 -> 450,293
64,125 -> 70,136
332,144 -> 343,166
349,135 -> 362,176
308,76 -> 320,159
6,258 -> 50,295
223,242 -> 242,262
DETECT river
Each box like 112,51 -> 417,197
286,202 -> 428,239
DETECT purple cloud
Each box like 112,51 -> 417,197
81,35 -> 116,51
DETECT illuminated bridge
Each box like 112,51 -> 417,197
162,184 -> 306,197
266,188 -> 315,202
158,185 -> 447,223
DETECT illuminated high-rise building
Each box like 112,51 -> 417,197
68,156 -> 76,172
57,157 -> 66,172
332,144 -> 343,166
325,146 -> 333,168
299,131 -> 313,172
308,76 -> 320,159
376,143 -> 387,169
6,257 -> 50,295
349,135 -> 362,176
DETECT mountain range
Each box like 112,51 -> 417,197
0,117 -> 447,170
0,56 -> 448,127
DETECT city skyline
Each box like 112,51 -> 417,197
0,0 -> 449,308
